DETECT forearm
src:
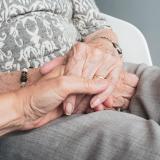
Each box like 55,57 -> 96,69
125,63 -> 160,123
0,68 -> 42,94
0,92 -> 23,137
0,68 -> 42,135
0,65 -> 67,137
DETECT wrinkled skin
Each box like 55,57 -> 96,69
17,65 -> 110,130
41,64 -> 139,114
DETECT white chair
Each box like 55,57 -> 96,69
106,15 -> 153,66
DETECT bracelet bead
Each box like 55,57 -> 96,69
20,68 -> 28,87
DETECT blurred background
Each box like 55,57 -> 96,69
95,0 -> 160,66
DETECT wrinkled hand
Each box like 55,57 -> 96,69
63,42 -> 122,115
95,71 -> 139,111
17,66 -> 108,130
41,58 -> 139,114
72,71 -> 139,113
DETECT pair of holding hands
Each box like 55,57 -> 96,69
16,41 -> 138,130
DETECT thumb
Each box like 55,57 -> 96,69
59,76 -> 109,96
40,56 -> 66,75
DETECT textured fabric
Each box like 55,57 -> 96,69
125,63 -> 160,123
1,63 -> 160,160
0,0 -> 110,72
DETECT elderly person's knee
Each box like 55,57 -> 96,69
0,111 -> 156,160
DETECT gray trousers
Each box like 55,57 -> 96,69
1,63 -> 160,160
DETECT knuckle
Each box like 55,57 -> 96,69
57,76 -> 71,95
65,96 -> 74,104
72,43 -> 87,59
84,79 -> 95,92
97,93 -> 106,102
133,75 -> 139,82
92,48 -> 102,56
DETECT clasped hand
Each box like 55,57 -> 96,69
15,41 -> 138,131
41,41 -> 139,115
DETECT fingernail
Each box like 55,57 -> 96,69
91,99 -> 101,108
94,106 -> 104,112
65,103 -> 74,116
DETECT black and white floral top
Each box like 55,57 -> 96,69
0,0 -> 110,72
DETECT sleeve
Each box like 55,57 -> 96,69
124,63 -> 160,124
71,0 -> 112,39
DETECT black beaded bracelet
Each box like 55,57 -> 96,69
20,68 -> 28,87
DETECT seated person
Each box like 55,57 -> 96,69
1,0 -> 160,160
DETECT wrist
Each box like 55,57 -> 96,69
84,28 -> 121,55
84,28 -> 118,44
85,36 -> 123,58
0,68 -> 42,94
15,84 -> 38,128
97,37 -> 123,56
0,92 -> 25,136
86,37 -> 114,53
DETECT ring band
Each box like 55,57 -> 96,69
94,75 -> 105,79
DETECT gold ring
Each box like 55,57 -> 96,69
94,75 -> 105,79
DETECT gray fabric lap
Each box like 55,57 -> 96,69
1,111 -> 160,160
1,63 -> 160,160
125,63 -> 160,123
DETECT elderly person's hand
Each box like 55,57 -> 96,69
42,40 -> 123,115
65,39 -> 123,115
95,72 -> 139,111
72,71 -> 139,113
14,67 -> 108,130
41,60 -> 139,114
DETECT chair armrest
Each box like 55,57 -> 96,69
106,15 -> 153,66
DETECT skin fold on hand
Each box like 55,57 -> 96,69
41,41 -> 138,115
62,42 -> 123,115
16,65 -> 109,130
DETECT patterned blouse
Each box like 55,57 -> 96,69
0,0 -> 110,72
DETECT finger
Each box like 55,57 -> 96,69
113,98 -> 130,109
94,104 -> 105,112
22,107 -> 63,130
94,54 -> 119,79
63,95 -> 77,116
63,43 -> 87,115
58,76 -> 109,97
123,73 -> 139,88
40,56 -> 66,75
40,65 -> 65,81
112,83 -> 135,99
90,66 -> 122,108
103,96 -> 114,108
121,85 -> 135,99
74,95 -> 92,114
82,48 -> 103,79
65,43 -> 87,76
124,98 -> 130,109
75,95 -> 86,107
122,98 -> 130,109
33,107 -> 63,128
82,61 -> 100,79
